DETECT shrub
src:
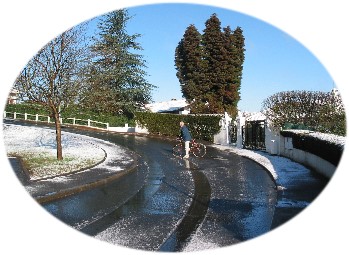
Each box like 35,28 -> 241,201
134,112 -> 221,142
4,103 -> 134,127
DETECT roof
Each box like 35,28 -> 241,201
145,99 -> 188,113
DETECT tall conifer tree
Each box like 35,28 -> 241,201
221,26 -> 245,117
175,25 -> 203,101
232,26 -> 245,98
175,13 -> 245,117
201,13 -> 227,114
82,9 -> 155,117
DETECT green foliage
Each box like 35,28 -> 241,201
175,13 -> 245,118
5,103 -> 50,115
80,9 -> 156,117
263,90 -> 346,136
281,130 -> 344,166
4,103 -> 134,127
134,112 -> 221,142
175,25 -> 203,101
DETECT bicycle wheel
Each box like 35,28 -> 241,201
173,143 -> 185,158
192,143 -> 206,157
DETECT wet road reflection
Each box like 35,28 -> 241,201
43,129 -> 278,251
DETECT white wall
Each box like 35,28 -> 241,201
278,134 -> 336,178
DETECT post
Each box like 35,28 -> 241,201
224,112 -> 232,144
24,113 -> 27,120
73,118 -> 76,125
14,112 -> 17,119
106,123 -> 109,130
3,111 -> 6,118
35,114 -> 39,122
236,114 -> 245,149
47,116 -> 50,123
88,119 -> 91,127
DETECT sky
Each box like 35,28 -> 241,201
86,3 -> 335,112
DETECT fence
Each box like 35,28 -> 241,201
3,111 -> 109,130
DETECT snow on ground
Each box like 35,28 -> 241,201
3,123 -> 132,180
210,143 -> 317,190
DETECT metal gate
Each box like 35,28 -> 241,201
242,120 -> 266,150
229,124 -> 237,144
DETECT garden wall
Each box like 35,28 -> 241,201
277,130 -> 345,178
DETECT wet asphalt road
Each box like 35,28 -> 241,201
42,128 -> 278,252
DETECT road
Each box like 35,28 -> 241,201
42,128 -> 278,252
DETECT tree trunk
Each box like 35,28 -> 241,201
54,112 -> 63,160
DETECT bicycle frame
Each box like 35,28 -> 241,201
172,138 -> 206,158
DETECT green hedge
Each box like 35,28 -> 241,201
5,103 -> 50,115
4,103 -> 134,127
134,112 -> 222,142
280,130 -> 344,166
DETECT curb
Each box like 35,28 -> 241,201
35,157 -> 139,204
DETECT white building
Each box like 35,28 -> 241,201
7,89 -> 19,104
145,99 -> 190,114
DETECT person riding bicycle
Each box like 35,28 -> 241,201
179,121 -> 192,159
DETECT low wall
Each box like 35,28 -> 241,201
108,124 -> 148,134
279,135 -> 337,178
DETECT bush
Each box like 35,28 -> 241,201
4,103 -> 134,127
5,103 -> 50,115
263,90 -> 346,136
135,112 -> 221,142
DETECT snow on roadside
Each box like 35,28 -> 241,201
210,144 -> 278,179
2,123 -> 131,180
210,144 -> 319,190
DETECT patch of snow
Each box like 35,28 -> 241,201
211,144 -> 278,179
3,123 -> 132,180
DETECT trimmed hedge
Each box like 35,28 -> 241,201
134,112 -> 222,142
5,103 -> 50,115
280,130 -> 344,166
4,103 -> 134,127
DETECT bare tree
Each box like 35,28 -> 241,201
262,90 -> 346,136
14,24 -> 88,160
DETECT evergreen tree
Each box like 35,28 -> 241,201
231,26 -> 245,98
201,13 -> 227,114
174,13 -> 245,117
82,9 -> 155,117
175,25 -> 203,102
221,26 -> 245,117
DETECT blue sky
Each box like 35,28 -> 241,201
93,3 -> 333,113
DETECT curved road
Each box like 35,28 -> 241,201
42,128 -> 278,252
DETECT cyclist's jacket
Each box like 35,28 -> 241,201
180,125 -> 192,141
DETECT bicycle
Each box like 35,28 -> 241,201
172,138 -> 206,158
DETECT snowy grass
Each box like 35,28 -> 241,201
3,123 -> 106,180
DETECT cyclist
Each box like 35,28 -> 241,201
179,121 -> 192,159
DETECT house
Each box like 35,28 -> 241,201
145,99 -> 190,114
7,89 -> 19,104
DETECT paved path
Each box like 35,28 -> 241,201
211,144 -> 329,229
7,123 -> 329,251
